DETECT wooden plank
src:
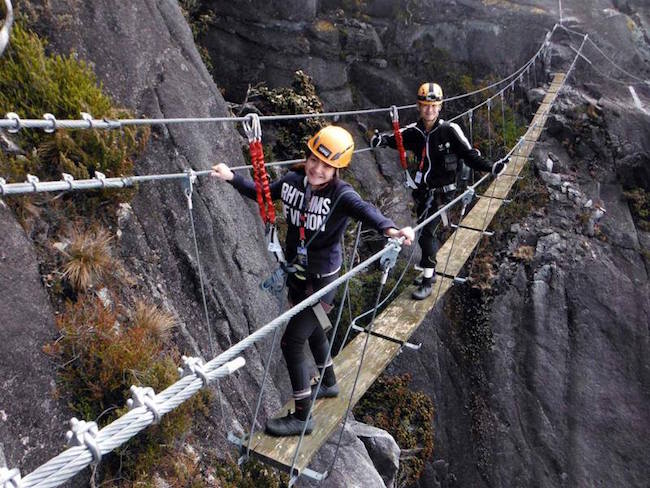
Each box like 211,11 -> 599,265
461,195 -> 505,231
479,175 -> 518,199
434,227 -> 484,277
248,332 -> 401,475
371,276 -> 454,342
504,155 -> 527,175
542,91 -> 558,105
513,139 -> 536,159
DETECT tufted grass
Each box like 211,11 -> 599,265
60,226 -> 114,292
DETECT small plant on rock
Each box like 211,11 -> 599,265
354,373 -> 434,487
60,226 -> 114,292
133,300 -> 176,344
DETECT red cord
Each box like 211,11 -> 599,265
392,120 -> 407,170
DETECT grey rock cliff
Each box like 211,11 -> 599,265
1,0 -> 649,486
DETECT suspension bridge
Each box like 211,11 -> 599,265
0,5 -> 645,486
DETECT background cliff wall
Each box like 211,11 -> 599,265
0,0 -> 648,486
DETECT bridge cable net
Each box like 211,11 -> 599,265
0,23 -> 556,134
0,27 -> 586,488
0,26 -> 555,198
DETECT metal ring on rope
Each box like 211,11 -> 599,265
0,467 -> 21,488
43,113 -> 57,133
80,112 -> 94,129
179,356 -> 210,387
5,112 -> 20,133
65,418 -> 102,464
127,386 -> 161,424
62,173 -> 75,190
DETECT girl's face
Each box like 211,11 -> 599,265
305,153 -> 336,188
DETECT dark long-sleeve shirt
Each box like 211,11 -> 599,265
229,169 -> 396,275
383,118 -> 492,189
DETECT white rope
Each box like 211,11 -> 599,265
0,82 -> 511,198
0,0 -> 13,57
18,357 -> 245,488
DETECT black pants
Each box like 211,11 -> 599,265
282,272 -> 338,400
415,189 -> 455,269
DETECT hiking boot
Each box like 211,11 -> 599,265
311,383 -> 339,400
265,412 -> 314,437
412,283 -> 433,300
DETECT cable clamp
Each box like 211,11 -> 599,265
381,238 -> 401,271
43,113 -> 57,133
380,238 -> 401,285
94,171 -> 106,187
461,187 -> 475,207
127,386 -> 161,424
80,112 -> 94,129
182,169 -> 196,209
26,174 -> 39,191
65,417 -> 102,463
179,355 -> 210,387
389,105 -> 399,123
0,467 -> 22,488
62,173 -> 75,189
5,112 -> 21,133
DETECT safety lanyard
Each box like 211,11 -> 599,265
243,114 -> 275,226
391,106 -> 418,189
419,145 -> 426,171
298,181 -> 313,246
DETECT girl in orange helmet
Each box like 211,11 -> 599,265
213,125 -> 414,436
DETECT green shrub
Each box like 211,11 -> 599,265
0,22 -> 148,186
354,373 -> 434,486
249,70 -> 326,160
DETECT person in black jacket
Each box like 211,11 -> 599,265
372,82 -> 505,300
212,125 -> 414,436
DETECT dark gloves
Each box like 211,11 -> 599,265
370,130 -> 387,148
491,157 -> 509,176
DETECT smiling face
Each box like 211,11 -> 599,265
305,152 -> 337,188
418,102 -> 442,129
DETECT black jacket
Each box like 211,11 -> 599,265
383,118 -> 492,190
229,169 -> 395,275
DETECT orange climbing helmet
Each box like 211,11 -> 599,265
417,82 -> 444,106
307,125 -> 355,168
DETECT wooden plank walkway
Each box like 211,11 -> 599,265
242,72 -> 567,480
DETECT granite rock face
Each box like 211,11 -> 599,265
0,203 -> 84,485
1,0 -> 649,486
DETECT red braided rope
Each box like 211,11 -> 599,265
249,141 -> 267,223
255,140 -> 276,224
392,120 -> 408,170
